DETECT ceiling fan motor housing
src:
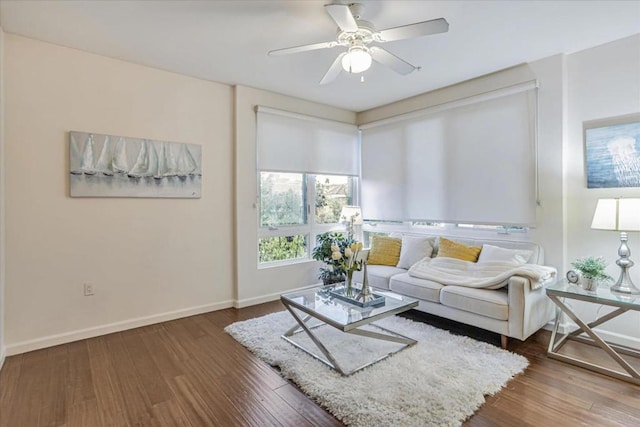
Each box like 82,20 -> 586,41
337,20 -> 375,45
348,3 -> 365,20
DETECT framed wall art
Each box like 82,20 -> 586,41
584,114 -> 640,188
69,131 -> 202,198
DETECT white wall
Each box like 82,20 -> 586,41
565,34 -> 640,347
4,35 -> 235,354
528,54 -> 566,274
234,85 -> 356,306
0,26 -> 6,368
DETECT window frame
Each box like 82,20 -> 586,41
257,171 -> 358,267
362,221 -> 529,247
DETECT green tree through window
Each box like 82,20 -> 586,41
258,172 -> 356,265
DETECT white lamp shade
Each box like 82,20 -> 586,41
591,198 -> 640,231
341,49 -> 372,74
340,205 -> 363,225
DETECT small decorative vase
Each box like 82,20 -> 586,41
580,277 -> 598,291
345,270 -> 354,297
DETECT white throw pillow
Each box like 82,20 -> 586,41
396,236 -> 435,269
477,244 -> 532,265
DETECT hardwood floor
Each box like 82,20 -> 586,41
0,302 -> 639,426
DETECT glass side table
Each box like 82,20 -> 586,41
546,281 -> 640,385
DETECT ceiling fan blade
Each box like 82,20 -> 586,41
268,41 -> 337,56
320,52 -> 346,85
324,4 -> 358,32
377,18 -> 449,42
369,46 -> 417,75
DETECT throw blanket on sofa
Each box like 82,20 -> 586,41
408,257 -> 557,290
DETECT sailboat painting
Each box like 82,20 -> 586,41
69,131 -> 202,198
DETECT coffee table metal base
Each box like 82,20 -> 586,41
282,304 -> 417,376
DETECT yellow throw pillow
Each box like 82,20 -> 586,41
437,237 -> 482,262
367,235 -> 402,266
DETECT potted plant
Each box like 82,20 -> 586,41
312,232 -> 350,285
571,256 -> 614,291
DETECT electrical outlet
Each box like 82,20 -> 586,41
84,283 -> 94,296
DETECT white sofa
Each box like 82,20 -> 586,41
354,235 -> 556,348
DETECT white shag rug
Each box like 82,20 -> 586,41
225,311 -> 528,427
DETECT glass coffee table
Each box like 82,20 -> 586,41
280,284 -> 418,376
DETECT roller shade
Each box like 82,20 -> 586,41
256,107 -> 359,176
361,82 -> 537,226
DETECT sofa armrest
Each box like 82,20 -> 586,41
507,275 -> 555,340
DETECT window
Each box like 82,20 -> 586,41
315,174 -> 355,224
457,224 -> 527,234
258,172 -> 357,265
412,221 -> 446,228
361,221 -> 527,248
258,235 -> 307,263
260,172 -> 305,227
255,107 -> 359,266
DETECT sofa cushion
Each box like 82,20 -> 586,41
356,265 -> 405,290
396,235 -> 435,269
368,235 -> 402,266
437,237 -> 482,262
433,236 -> 542,264
440,286 -> 509,321
478,244 -> 531,265
389,273 -> 444,303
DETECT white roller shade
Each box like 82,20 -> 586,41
361,82 -> 537,226
256,107 -> 359,176
360,125 -> 406,220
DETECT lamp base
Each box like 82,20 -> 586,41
611,233 -> 640,295
610,270 -> 640,294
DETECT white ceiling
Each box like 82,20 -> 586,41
1,1 -> 639,112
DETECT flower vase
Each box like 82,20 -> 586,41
345,270 -> 354,297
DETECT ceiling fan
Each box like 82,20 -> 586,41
268,3 -> 449,84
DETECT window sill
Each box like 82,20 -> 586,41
258,257 -> 317,270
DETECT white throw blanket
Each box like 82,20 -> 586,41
408,257 -> 557,290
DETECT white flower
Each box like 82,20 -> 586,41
345,248 -> 353,258
331,245 -> 340,253
331,251 -> 342,260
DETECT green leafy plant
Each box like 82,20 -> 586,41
312,232 -> 352,284
571,256 -> 614,282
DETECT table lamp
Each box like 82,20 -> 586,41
340,205 -> 362,240
591,198 -> 640,294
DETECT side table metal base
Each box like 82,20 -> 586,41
547,293 -> 640,385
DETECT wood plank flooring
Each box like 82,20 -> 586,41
1,301 -> 639,426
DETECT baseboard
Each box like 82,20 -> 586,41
542,319 -> 640,350
0,345 -> 6,372
593,328 -> 640,350
5,300 -> 234,356
234,284 -> 316,308
542,319 -> 573,335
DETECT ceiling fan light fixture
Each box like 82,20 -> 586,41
341,47 -> 371,73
